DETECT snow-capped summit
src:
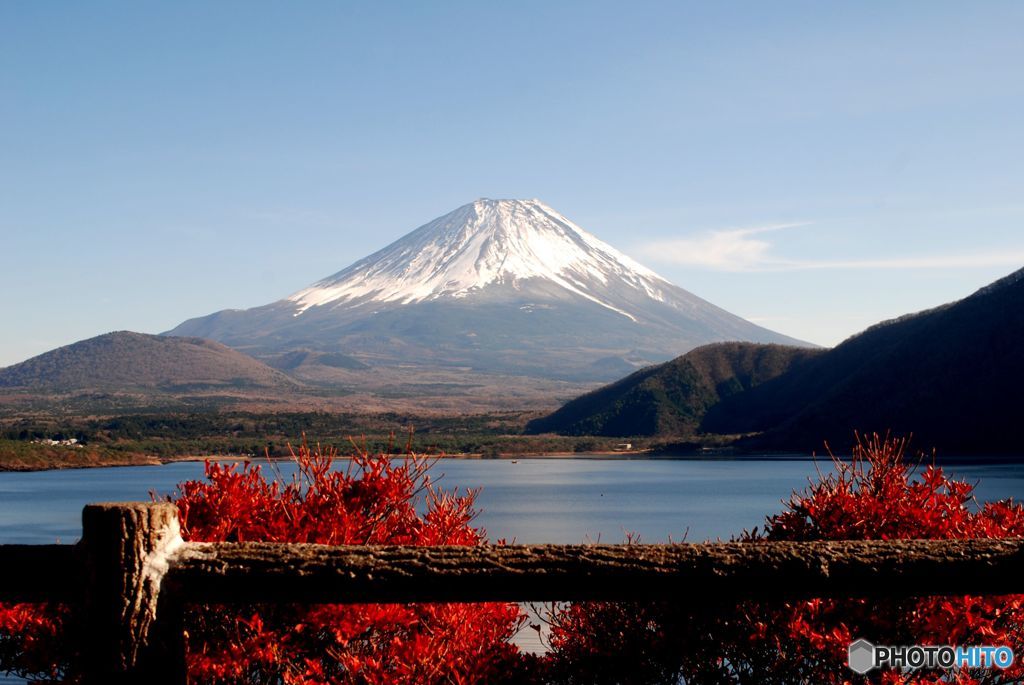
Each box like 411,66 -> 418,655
287,199 -> 669,321
168,199 -> 809,382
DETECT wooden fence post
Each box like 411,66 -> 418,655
79,502 -> 184,684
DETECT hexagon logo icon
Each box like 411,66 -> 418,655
848,639 -> 876,674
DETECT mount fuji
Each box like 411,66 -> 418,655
167,199 -> 808,381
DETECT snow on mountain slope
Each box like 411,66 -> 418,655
167,199 -> 810,382
288,199 -> 669,321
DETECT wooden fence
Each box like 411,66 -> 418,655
2,502 -> 1024,683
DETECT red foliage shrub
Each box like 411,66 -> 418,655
542,434 -> 1024,684
173,441 -> 527,684
0,441 -> 528,684
0,601 -> 68,682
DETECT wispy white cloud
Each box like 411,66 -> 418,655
635,223 -> 811,271
637,223 -> 1024,272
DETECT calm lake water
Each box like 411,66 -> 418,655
3,456 -> 1024,545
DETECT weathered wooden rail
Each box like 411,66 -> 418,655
2,501 -> 1024,683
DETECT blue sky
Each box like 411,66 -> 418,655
2,1 -> 1022,366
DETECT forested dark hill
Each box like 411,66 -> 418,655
526,343 -> 821,436
706,267 -> 1024,453
531,267 -> 1024,454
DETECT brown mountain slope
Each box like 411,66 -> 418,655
0,331 -> 300,391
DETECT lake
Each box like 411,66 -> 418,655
3,456 -> 1024,545
2,456 -> 1023,682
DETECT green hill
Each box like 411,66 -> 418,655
529,266 -> 1024,455
704,267 -> 1024,453
525,342 -> 821,436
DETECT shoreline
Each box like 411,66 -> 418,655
4,450 -> 1023,473
0,450 -> 796,472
